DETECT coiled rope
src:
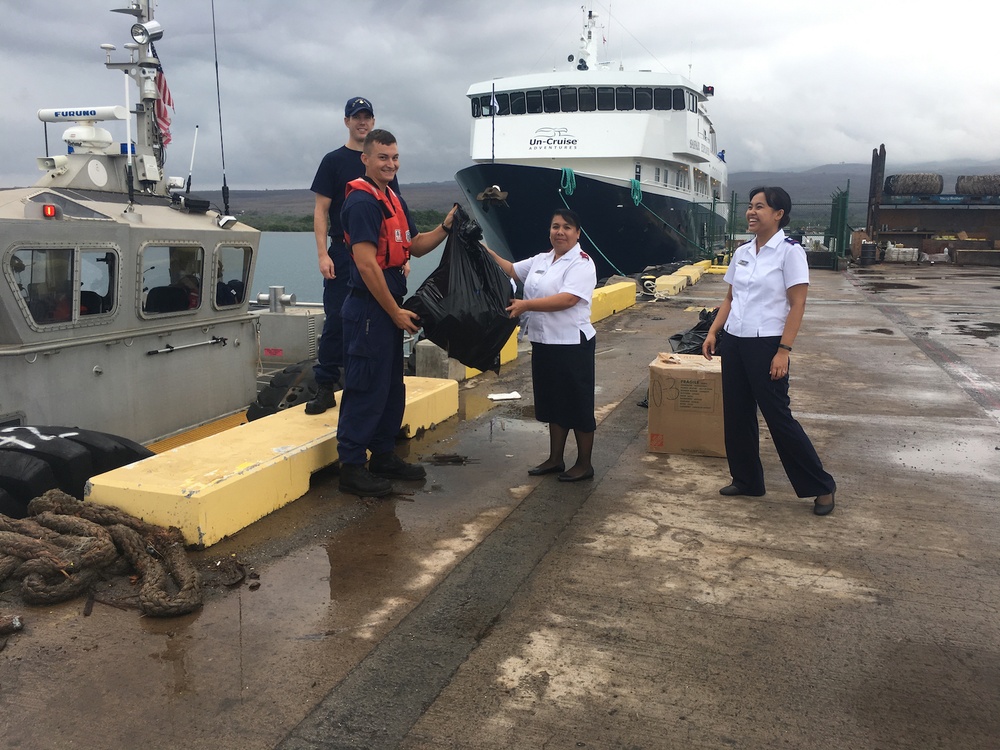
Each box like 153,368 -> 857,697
630,179 -> 642,206
0,490 -> 202,617
560,168 -> 577,196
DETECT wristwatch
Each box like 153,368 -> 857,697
777,343 -> 792,352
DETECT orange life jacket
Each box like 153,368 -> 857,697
343,178 -> 411,269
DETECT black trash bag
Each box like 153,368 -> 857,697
669,307 -> 724,354
403,205 -> 519,374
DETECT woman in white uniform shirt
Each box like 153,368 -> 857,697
702,187 -> 836,516
488,208 -> 598,482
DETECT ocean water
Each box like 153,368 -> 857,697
252,232 -> 440,304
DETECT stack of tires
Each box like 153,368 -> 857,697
0,427 -> 153,518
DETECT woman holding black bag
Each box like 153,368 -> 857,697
702,186 -> 836,516
488,208 -> 598,482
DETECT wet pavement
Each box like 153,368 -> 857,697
2,263 -> 999,749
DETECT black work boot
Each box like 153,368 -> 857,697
338,463 -> 392,497
368,451 -> 427,481
305,384 -> 336,415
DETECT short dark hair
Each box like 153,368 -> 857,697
551,207 -> 582,231
748,186 -> 792,228
363,129 -> 396,154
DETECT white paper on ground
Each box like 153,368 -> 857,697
487,391 -> 521,401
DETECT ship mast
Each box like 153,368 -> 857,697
107,0 -> 168,194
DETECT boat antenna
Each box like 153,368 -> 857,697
210,0 -> 230,217
185,124 -> 199,193
123,45 -> 136,209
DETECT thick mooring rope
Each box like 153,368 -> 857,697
0,490 -> 202,617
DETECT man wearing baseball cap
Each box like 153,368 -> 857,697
307,96 -> 400,414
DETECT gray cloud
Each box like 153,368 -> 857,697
2,0 -> 996,191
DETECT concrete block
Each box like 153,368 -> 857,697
591,281 -> 637,323
654,274 -> 687,297
675,265 -> 705,285
86,376 -> 458,546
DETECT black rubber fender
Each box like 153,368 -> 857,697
0,451 -> 59,518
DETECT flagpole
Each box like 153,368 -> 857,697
491,83 -> 496,164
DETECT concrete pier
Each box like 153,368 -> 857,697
2,264 -> 998,750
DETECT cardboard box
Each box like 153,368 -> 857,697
647,353 -> 726,458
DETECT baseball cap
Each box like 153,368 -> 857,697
345,97 -> 374,118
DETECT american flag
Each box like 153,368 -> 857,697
150,43 -> 174,145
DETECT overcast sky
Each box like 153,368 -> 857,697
1,1 -> 997,191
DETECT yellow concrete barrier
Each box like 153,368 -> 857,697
675,264 -> 705,285
654,274 -> 687,297
591,280 -> 637,323
86,376 -> 459,547
705,265 -> 729,275
693,259 -> 713,270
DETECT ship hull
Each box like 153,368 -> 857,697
455,163 -> 727,278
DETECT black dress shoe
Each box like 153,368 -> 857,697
528,463 -> 565,476
813,492 -> 835,516
558,468 -> 595,482
719,484 -> 765,497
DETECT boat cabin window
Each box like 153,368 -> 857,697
214,245 -> 252,308
10,246 -> 117,326
470,85 -> 694,117
141,244 -> 204,315
525,90 -> 543,114
634,87 -> 653,111
560,87 -> 579,112
510,91 -> 527,115
615,87 -> 634,111
542,88 -> 560,113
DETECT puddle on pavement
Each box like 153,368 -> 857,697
955,322 -> 1000,340
862,282 -> 925,292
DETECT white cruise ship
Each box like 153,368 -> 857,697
454,8 -> 729,278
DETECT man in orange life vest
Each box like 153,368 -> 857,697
336,129 -> 457,497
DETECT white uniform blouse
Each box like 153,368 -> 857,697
723,229 -> 809,337
511,243 -> 597,344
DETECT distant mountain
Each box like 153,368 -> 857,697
220,159 -> 1000,219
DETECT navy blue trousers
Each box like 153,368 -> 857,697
721,335 -> 835,498
336,292 -> 405,465
313,241 -> 350,387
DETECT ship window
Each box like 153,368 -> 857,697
672,89 -> 685,110
214,245 -> 252,308
688,92 -> 697,112
596,87 -> 615,110
655,167 -> 661,182
560,87 -> 578,112
141,244 -> 204,315
10,246 -> 118,326
471,97 -> 481,118
12,248 -> 74,324
578,86 -> 596,111
525,90 -> 543,114
615,87 -> 634,111
479,95 -> 494,117
510,91 -> 527,115
542,88 -> 560,113
634,87 -> 653,111
653,88 -> 673,110
80,249 -> 115,316
493,93 -> 511,116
